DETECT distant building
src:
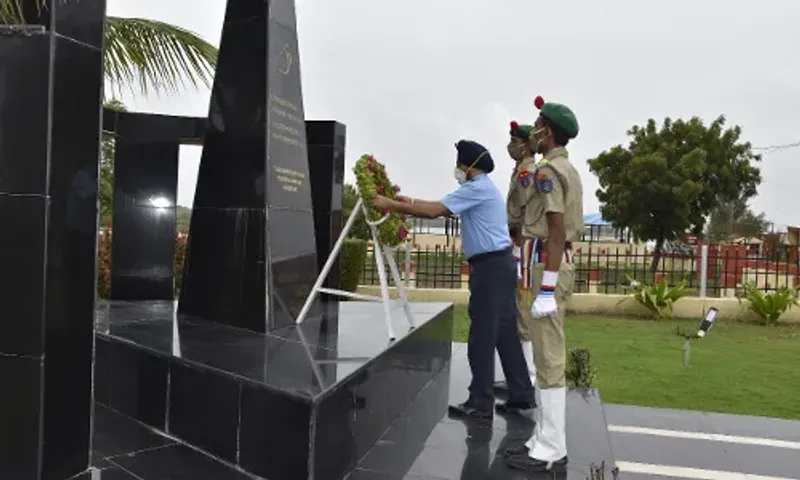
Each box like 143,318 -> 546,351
583,213 -> 632,243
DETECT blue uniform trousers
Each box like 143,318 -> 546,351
466,248 -> 535,411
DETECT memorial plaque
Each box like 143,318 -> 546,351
179,0 -> 320,332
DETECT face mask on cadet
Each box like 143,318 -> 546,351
507,141 -> 527,161
529,127 -> 548,152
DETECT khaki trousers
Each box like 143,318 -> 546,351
516,262 -> 575,389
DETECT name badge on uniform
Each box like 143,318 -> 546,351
518,170 -> 532,188
536,172 -> 553,193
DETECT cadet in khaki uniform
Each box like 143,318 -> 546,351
493,121 -> 539,395
505,96 -> 583,473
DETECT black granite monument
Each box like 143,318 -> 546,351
103,110 -> 204,301
93,1 -> 454,479
0,1 -> 106,478
307,121 -> 347,297
178,0 -> 320,333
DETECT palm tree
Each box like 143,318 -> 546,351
1,1 -> 218,96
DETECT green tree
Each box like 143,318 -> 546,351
99,99 -> 127,226
588,116 -> 761,271
706,196 -> 770,242
343,183 -> 372,240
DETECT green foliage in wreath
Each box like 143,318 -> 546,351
353,154 -> 411,247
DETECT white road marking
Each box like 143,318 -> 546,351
608,425 -> 800,450
616,461 -> 798,480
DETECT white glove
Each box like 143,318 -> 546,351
531,271 -> 558,317
513,246 -> 522,280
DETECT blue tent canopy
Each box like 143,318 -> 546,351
584,213 -> 612,226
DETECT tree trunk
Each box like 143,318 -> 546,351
650,235 -> 664,273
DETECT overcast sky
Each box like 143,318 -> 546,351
108,0 -> 800,229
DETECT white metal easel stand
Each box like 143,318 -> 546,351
295,196 -> 416,341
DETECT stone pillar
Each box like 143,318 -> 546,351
179,0 -> 321,333
110,113 -> 181,300
0,0 -> 106,478
307,121 -> 346,296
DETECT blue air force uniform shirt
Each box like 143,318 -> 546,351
440,174 -> 511,259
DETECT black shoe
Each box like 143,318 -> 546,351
495,401 -> 535,414
493,380 -> 509,393
447,403 -> 493,420
502,444 -> 529,459
506,453 -> 568,472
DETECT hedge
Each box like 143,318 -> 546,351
340,238 -> 368,293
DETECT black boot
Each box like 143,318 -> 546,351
506,453 -> 568,472
447,402 -> 493,421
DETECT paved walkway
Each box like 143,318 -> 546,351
604,404 -> 800,479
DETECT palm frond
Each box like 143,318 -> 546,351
105,17 -> 217,96
0,0 -> 27,24
1,3 -> 218,96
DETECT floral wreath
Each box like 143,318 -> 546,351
353,154 -> 411,247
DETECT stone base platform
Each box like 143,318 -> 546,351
94,301 -> 454,480
88,340 -> 618,480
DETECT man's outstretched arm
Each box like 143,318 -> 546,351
372,197 -> 450,219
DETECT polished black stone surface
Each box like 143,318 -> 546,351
0,1 -> 105,478
307,121 -> 346,296
90,404 -> 253,480
179,0 -> 320,333
97,301 -> 451,398
110,113 -> 183,300
90,341 -> 618,480
104,111 -> 204,301
95,301 -> 453,480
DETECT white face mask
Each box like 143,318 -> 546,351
454,167 -> 468,184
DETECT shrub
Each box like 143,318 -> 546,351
174,234 -> 188,297
566,347 -> 597,389
622,275 -> 693,319
340,238 -> 368,293
96,230 -> 112,299
736,281 -> 799,326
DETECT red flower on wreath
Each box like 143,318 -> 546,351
353,153 -> 412,247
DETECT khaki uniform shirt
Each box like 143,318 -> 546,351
507,155 -> 537,236
510,147 -> 584,242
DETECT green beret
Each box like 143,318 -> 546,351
540,102 -> 579,139
509,121 -> 534,140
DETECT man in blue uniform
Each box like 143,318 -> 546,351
370,140 -> 535,420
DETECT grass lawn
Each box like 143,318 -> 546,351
451,306 -> 800,420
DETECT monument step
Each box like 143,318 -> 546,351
94,300 -> 453,480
